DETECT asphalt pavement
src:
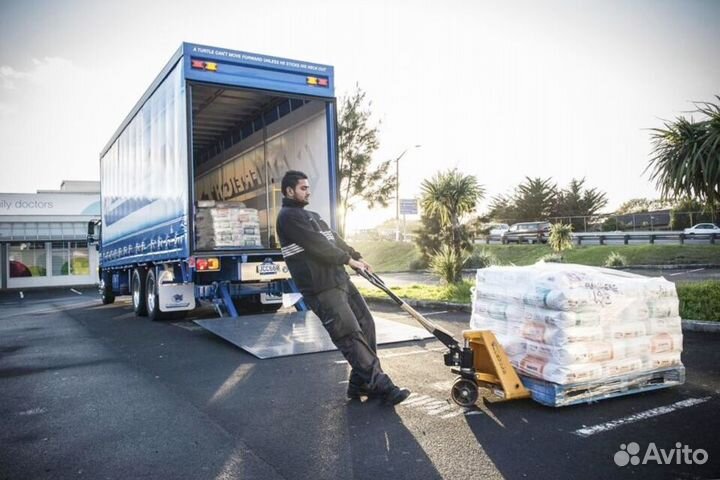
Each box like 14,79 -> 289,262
1,288 -> 719,480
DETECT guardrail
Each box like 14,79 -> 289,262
482,231 -> 718,245
573,231 -> 717,245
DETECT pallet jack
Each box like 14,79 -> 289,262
356,269 -> 531,407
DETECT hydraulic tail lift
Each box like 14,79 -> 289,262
356,269 -> 531,407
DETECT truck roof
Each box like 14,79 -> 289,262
100,42 -> 335,158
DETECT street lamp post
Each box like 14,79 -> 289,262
395,145 -> 422,242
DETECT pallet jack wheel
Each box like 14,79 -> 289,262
451,377 -> 479,407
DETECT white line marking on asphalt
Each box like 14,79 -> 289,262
3,300 -> 99,319
338,380 -> 349,384
441,410 -> 465,419
431,380 -> 454,391
385,432 -> 390,452
399,393 -> 469,419
419,400 -> 448,411
405,397 -> 438,408
18,407 -> 47,416
400,393 -> 428,403
420,310 -> 449,316
574,397 -> 712,437
70,288 -> 83,295
427,404 -> 455,415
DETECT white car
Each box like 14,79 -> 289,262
683,223 -> 720,235
489,224 -> 509,239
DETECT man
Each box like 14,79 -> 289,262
276,170 -> 410,405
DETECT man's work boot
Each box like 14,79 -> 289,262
383,386 -> 411,406
346,381 -> 383,400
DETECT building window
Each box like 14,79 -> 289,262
51,241 -> 89,276
9,242 -> 47,277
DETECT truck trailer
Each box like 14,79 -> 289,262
90,43 -> 338,320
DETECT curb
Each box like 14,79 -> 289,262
366,298 -> 719,332
681,319 -> 720,333
614,264 -> 720,270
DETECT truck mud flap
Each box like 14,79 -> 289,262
194,310 -> 434,359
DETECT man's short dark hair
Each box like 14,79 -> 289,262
281,170 -> 308,197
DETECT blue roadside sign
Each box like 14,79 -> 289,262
400,199 -> 418,215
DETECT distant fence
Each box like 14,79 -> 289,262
482,231 -> 718,245
491,210 -> 717,233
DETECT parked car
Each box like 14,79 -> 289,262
488,223 -> 509,240
683,223 -> 720,235
502,221 -> 552,244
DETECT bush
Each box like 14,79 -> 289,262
430,245 -> 468,284
466,249 -> 497,269
677,281 -> 720,321
548,223 -> 573,253
604,251 -> 628,267
541,253 -> 564,263
408,258 -> 429,271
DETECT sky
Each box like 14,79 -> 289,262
1,0 -> 718,231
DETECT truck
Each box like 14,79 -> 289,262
89,43 -> 338,321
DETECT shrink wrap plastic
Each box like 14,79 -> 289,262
471,263 -> 683,384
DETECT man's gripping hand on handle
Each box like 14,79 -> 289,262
348,258 -> 373,273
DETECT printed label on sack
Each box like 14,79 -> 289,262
520,356 -> 546,375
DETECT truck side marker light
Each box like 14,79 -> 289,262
306,76 -> 329,87
191,60 -> 218,72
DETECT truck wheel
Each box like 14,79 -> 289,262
100,271 -> 115,305
146,268 -> 169,321
132,268 -> 148,316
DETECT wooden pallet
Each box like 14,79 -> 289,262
521,366 -> 686,407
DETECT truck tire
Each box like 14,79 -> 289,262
132,268 -> 148,316
146,268 -> 164,321
100,271 -> 115,305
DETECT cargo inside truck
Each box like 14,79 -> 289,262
190,83 -> 333,253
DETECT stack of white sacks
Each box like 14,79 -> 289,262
471,263 -> 683,385
195,200 -> 262,249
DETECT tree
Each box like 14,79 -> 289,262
415,210 -> 473,264
647,96 -> 720,206
485,193 -> 518,224
512,177 -> 557,222
420,169 -> 485,256
548,223 -> 573,254
337,85 -> 396,235
553,178 -> 608,232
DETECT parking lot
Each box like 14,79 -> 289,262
1,289 -> 719,479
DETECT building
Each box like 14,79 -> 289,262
0,181 -> 100,289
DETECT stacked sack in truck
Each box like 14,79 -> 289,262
195,200 -> 262,249
470,263 -> 683,386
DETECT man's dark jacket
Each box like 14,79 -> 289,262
276,197 -> 362,296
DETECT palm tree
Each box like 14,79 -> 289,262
420,169 -> 485,257
548,223 -> 573,254
647,96 -> 720,206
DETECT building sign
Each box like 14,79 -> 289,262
0,194 -> 100,216
400,199 -> 418,215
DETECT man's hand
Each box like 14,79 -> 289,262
349,258 -> 374,273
